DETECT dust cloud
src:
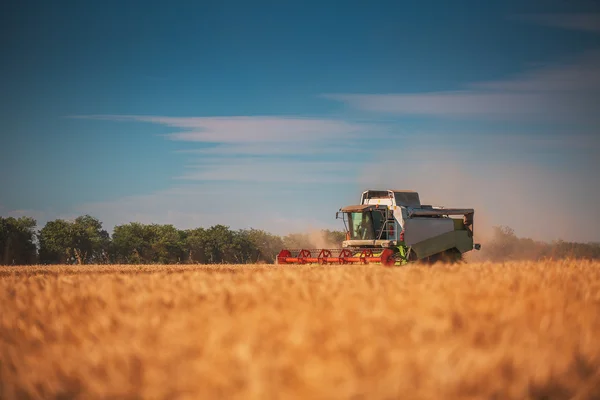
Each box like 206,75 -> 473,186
357,145 -> 600,244
307,229 -> 340,249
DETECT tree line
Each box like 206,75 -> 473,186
0,215 -> 345,265
471,226 -> 600,262
1,215 -> 599,265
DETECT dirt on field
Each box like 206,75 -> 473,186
1,261 -> 600,399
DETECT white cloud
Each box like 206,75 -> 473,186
472,50 -> 600,92
75,115 -> 371,143
51,115 -> 375,235
515,13 -> 600,33
176,160 -> 357,183
322,50 -> 600,242
407,131 -> 600,152
72,114 -> 383,185
67,184 -> 345,235
175,141 -> 367,156
322,50 -> 600,123
62,53 -> 600,243
324,92 -> 556,118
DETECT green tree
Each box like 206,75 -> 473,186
0,216 -> 37,265
71,215 -> 110,264
229,230 -> 258,264
185,227 -> 208,263
244,228 -> 284,263
183,225 -> 262,264
111,222 -> 148,263
38,219 -> 75,264
475,226 -> 600,262
149,224 -> 187,263
547,240 -> 600,260
38,215 -> 109,264
111,223 -> 186,264
203,225 -> 235,263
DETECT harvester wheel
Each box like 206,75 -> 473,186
381,248 -> 408,267
425,248 -> 462,265
445,248 -> 464,264
407,248 -> 418,262
380,248 -> 397,267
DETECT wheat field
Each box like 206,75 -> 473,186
1,261 -> 600,399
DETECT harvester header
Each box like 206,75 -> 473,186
277,189 -> 481,266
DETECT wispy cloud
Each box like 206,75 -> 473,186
58,114 -> 377,234
322,50 -> 600,123
318,49 -> 600,242
68,184 -> 346,235
66,50 -> 600,241
1,183 -> 348,235
175,141 -> 365,157
176,159 -> 357,183
74,114 -> 382,183
75,115 -> 370,143
514,13 -> 600,33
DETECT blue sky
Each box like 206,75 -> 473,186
2,0 -> 599,242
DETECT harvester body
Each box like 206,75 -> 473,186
277,189 -> 480,266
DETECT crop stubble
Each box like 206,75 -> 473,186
1,261 -> 600,399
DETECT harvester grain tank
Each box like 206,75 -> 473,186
277,189 -> 481,266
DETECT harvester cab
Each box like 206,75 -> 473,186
277,189 -> 481,266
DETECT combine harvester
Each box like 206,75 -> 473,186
277,189 -> 481,266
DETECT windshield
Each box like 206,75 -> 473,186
348,212 -> 374,240
347,211 -> 388,240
